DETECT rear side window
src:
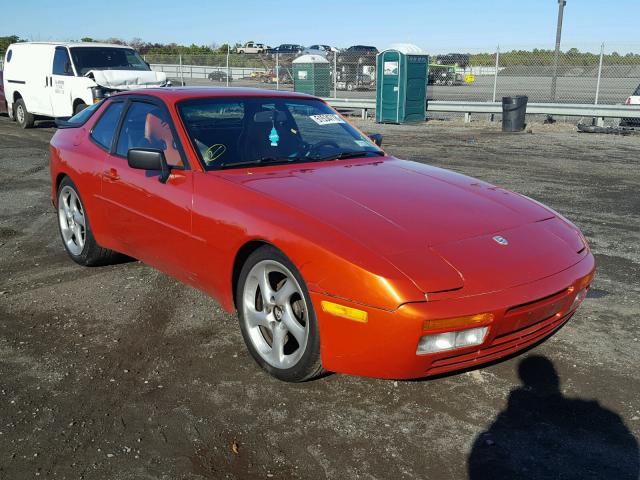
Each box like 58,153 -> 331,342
91,102 -> 125,150
53,48 -> 73,76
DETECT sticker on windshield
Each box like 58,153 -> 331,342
309,114 -> 345,125
354,140 -> 369,147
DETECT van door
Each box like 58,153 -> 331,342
7,44 -> 52,116
50,47 -> 75,117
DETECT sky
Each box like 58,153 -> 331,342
3,0 -> 638,53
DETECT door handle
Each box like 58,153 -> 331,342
102,168 -> 120,181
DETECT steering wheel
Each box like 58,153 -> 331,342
302,140 -> 341,157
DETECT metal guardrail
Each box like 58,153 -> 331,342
324,98 -> 640,120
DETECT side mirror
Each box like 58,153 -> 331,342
128,148 -> 171,183
368,133 -> 383,147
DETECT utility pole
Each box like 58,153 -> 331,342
550,0 -> 566,101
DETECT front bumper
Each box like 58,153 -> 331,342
312,253 -> 595,379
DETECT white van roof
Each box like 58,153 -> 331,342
11,42 -> 133,49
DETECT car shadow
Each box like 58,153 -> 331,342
467,355 -> 639,479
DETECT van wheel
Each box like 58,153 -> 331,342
14,99 -> 35,129
74,102 -> 88,115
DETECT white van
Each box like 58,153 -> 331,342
2,42 -> 169,128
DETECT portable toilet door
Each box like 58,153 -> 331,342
404,54 -> 428,122
376,50 -> 402,123
376,48 -> 428,124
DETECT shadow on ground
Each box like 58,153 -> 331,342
468,355 -> 639,479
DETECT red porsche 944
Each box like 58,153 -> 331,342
49,88 -> 595,381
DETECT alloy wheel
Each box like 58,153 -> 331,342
58,186 -> 86,256
242,259 -> 310,369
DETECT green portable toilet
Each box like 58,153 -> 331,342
376,45 -> 429,123
293,54 -> 331,97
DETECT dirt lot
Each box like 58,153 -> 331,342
0,115 -> 638,480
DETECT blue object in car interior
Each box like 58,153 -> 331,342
269,126 -> 279,146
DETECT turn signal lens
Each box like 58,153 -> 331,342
423,313 -> 494,331
571,288 -> 588,310
417,326 -> 489,355
321,301 -> 368,323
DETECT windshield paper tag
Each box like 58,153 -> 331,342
309,114 -> 345,125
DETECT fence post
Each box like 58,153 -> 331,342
276,53 -> 280,90
179,54 -> 185,86
492,45 -> 500,103
333,52 -> 337,98
594,42 -> 604,105
226,44 -> 230,87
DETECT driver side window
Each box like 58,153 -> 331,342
52,47 -> 73,76
115,102 -> 184,168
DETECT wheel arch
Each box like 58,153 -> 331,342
72,98 -> 87,111
53,172 -> 71,206
231,239 -> 276,309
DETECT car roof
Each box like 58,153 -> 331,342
12,41 -> 132,49
110,87 -> 318,103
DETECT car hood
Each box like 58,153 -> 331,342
85,70 -> 168,90
224,157 -> 584,294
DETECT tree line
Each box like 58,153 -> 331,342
2,35 -> 639,66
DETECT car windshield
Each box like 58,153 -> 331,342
70,47 -> 150,75
178,97 -> 383,170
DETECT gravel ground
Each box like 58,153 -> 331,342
0,114 -> 638,480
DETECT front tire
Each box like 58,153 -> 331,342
57,177 -> 116,266
74,102 -> 88,115
14,98 -> 35,128
237,245 -> 324,382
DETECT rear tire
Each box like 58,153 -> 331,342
14,98 -> 35,128
236,245 -> 324,382
57,177 -> 117,266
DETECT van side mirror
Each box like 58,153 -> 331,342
128,148 -> 171,183
368,133 -> 383,147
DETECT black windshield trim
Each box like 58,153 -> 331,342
176,96 -> 384,171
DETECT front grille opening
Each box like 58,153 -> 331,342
505,287 -> 569,316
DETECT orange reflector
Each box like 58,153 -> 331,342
321,301 -> 368,323
423,313 -> 494,331
577,271 -> 595,290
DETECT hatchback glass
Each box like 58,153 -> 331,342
178,97 -> 382,169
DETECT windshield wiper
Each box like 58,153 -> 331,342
218,156 -> 305,169
312,150 -> 384,162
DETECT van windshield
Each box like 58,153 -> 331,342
69,47 -> 150,75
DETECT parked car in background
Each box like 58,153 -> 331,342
621,83 -> 640,126
0,71 -> 7,115
435,53 -> 470,68
2,42 -> 169,128
236,42 -> 270,54
625,83 -> 640,105
267,44 -> 304,55
336,72 -> 372,91
344,45 -> 378,55
428,64 -> 464,86
305,45 -> 336,56
208,70 -> 232,82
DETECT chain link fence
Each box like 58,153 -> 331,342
144,44 -> 640,105
1,44 -> 638,105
